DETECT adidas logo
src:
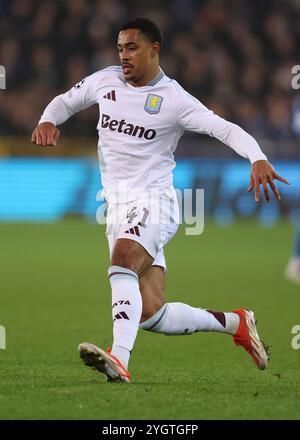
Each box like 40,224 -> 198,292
124,226 -> 140,237
113,311 -> 129,321
103,90 -> 116,101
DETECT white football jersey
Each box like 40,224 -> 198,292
40,65 -> 267,202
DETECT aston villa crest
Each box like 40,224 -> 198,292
144,94 -> 163,114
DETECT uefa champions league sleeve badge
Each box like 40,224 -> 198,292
74,79 -> 85,89
144,94 -> 163,114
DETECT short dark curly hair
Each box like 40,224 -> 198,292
120,17 -> 163,46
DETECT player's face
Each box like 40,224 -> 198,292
117,29 -> 158,83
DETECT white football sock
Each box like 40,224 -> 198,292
110,345 -> 131,369
108,265 -> 142,369
139,302 -> 239,335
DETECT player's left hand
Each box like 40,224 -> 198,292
247,160 -> 290,202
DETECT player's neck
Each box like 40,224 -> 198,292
129,66 -> 161,87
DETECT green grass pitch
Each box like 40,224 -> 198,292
0,220 -> 300,420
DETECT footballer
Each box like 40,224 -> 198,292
31,18 -> 289,382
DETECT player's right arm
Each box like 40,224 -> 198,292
31,74 -> 98,147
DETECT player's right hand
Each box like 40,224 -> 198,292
31,122 -> 60,147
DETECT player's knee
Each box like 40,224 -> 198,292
140,300 -> 164,323
111,246 -> 138,272
111,239 -> 152,274
111,247 -> 130,266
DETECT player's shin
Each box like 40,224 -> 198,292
108,265 -> 142,368
139,303 -> 239,335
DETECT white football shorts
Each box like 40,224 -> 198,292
105,188 -> 180,271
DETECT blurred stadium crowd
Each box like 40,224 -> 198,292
1,0 -> 300,158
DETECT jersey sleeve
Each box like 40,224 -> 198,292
39,73 -> 99,126
174,82 -> 267,164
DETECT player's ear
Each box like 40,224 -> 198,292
151,42 -> 160,57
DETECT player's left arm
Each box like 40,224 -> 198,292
174,84 -> 289,202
